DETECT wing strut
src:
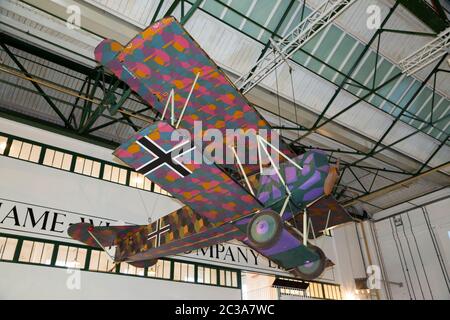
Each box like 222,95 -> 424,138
229,144 -> 255,196
161,72 -> 200,128
88,229 -> 117,262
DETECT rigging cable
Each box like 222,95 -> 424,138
138,187 -> 156,224
422,207 -> 450,293
389,218 -> 413,300
405,211 -> 433,299
288,66 -> 300,140
401,213 -> 425,299
369,222 -> 393,300
392,216 -> 416,299
274,54 -> 282,129
354,222 -> 367,270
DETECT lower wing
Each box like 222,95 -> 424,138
233,214 -> 320,271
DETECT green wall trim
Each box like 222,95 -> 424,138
0,231 -> 242,290
0,130 -> 174,199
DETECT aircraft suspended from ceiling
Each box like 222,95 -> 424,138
69,17 -> 355,280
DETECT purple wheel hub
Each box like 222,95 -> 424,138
256,220 -> 269,234
247,210 -> 282,249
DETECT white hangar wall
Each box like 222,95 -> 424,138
0,117 -> 242,300
0,262 -> 239,300
371,191 -> 450,300
5,117 -> 445,300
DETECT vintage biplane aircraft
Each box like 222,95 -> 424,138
68,17 -> 354,280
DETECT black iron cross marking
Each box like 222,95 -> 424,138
136,136 -> 195,178
147,219 -> 171,247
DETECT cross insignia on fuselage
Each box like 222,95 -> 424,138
136,136 -> 195,178
147,219 -> 171,247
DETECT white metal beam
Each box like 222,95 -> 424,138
399,27 -> 450,76
234,0 -> 357,94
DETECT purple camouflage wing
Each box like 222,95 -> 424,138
291,195 -> 354,235
67,223 -> 146,248
114,120 -> 263,225
233,216 -> 320,270
94,17 -> 296,173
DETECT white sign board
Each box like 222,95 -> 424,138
0,197 -> 290,276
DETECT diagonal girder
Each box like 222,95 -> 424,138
352,54 -> 449,166
234,0 -> 357,94
0,42 -> 73,129
294,1 -> 400,141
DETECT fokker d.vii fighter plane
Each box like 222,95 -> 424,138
69,17 -> 354,280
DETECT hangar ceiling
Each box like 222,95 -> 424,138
0,0 -> 449,217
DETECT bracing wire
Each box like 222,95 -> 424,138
406,211 -> 434,299
288,66 -> 301,140
138,187 -> 156,224
274,52 -> 282,129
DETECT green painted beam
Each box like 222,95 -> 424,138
367,55 -> 447,156
109,87 -> 132,115
79,80 -> 121,133
308,1 -> 400,132
165,0 -> 182,17
0,32 -> 92,75
181,0 -> 203,25
399,0 -> 449,33
381,28 -> 437,37
0,106 -> 119,149
67,75 -> 89,128
151,0 -> 166,23
0,42 -> 73,129
241,0 -> 297,92
79,71 -> 101,131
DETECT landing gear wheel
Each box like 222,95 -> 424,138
292,245 -> 326,280
247,210 -> 282,249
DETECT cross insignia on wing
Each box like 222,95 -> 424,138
147,218 -> 171,248
136,136 -> 196,178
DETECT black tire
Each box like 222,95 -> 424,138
292,245 -> 326,280
247,210 -> 283,249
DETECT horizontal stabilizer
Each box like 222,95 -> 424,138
67,223 -> 145,249
290,196 -> 354,236
127,260 -> 158,268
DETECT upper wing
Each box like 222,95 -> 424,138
114,120 -> 263,225
94,17 -> 295,172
